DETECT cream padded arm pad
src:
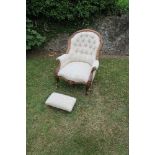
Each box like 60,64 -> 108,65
56,54 -> 70,69
92,60 -> 99,70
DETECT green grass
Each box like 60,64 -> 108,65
27,56 -> 129,155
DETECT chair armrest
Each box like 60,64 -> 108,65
56,54 -> 70,69
91,60 -> 99,71
87,60 -> 99,84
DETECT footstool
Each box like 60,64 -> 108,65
45,92 -> 76,112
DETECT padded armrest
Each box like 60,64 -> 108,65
56,54 -> 70,68
92,60 -> 99,70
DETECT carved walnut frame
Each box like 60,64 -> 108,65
54,29 -> 103,95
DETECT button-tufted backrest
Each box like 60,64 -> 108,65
68,30 -> 102,65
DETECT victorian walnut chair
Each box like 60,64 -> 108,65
55,29 -> 103,95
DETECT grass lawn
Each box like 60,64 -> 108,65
27,56 -> 129,155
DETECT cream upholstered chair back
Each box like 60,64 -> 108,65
67,29 -> 102,65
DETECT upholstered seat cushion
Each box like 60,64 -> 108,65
58,62 -> 91,83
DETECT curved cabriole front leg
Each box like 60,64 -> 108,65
85,67 -> 96,95
54,59 -> 61,85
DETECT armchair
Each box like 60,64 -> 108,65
55,29 -> 103,95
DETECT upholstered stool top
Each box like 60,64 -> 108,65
45,92 -> 76,112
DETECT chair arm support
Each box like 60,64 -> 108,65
92,60 -> 99,70
87,60 -> 99,85
56,54 -> 70,69
56,54 -> 70,63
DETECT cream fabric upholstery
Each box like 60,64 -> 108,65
56,54 -> 70,69
69,32 -> 100,65
57,30 -> 101,83
92,60 -> 99,69
58,62 -> 91,83
45,92 -> 76,112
